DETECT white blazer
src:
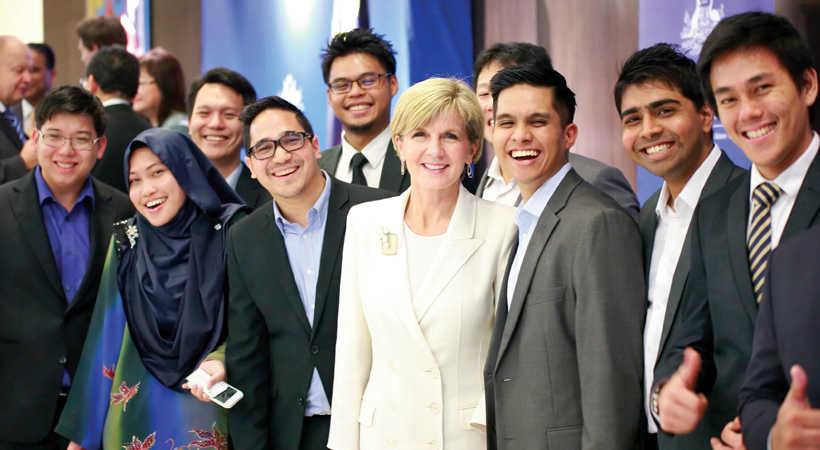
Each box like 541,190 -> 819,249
328,185 -> 516,450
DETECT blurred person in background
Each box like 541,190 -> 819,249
133,47 -> 188,134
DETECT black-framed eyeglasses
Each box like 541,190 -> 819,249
248,132 -> 312,160
328,73 -> 393,94
37,130 -> 100,151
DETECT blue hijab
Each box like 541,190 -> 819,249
117,128 -> 249,390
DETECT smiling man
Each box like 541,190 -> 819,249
187,68 -> 270,209
0,35 -> 37,184
318,28 -> 410,193
0,85 -> 133,450
653,12 -> 820,450
224,96 -> 390,450
615,43 -> 745,450
483,63 -> 644,450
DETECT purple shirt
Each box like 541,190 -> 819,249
34,166 -> 95,303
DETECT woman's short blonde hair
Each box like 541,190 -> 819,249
391,77 -> 484,164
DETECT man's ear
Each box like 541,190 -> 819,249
85,74 -> 99,94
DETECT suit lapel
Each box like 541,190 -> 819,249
639,193 -> 660,282
413,187 -> 484,321
495,170 -> 582,368
10,173 -> 64,299
0,111 -> 24,149
262,206 -> 312,335
476,165 -> 491,197
320,145 -> 342,177
312,178 -> 349,340
726,174 -> 757,322
379,140 -> 409,192
783,150 -> 820,239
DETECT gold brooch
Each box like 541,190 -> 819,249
379,227 -> 398,255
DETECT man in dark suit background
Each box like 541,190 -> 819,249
318,28 -> 410,194
0,35 -> 36,185
206,96 -> 390,449
615,43 -> 746,450
654,12 -> 820,450
13,43 -> 56,138
738,223 -> 820,450
82,45 -> 150,193
473,42 -> 640,219
484,63 -> 644,450
187,68 -> 271,209
0,85 -> 133,449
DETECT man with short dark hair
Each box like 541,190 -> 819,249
219,96 -> 390,449
483,63 -> 644,450
654,12 -> 820,450
615,42 -> 745,450
0,35 -> 36,184
472,42 -> 640,218
75,16 -> 127,65
318,28 -> 410,193
82,45 -> 150,193
0,85 -> 133,450
187,68 -> 270,209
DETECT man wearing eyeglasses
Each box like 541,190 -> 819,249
195,96 -> 390,450
318,28 -> 410,193
0,85 -> 133,450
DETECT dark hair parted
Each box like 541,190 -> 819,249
320,28 -> 397,84
187,68 -> 257,116
35,85 -> 107,136
86,45 -> 140,99
614,43 -> 705,113
490,64 -> 576,127
28,43 -> 55,71
140,47 -> 186,125
75,16 -> 127,51
472,42 -> 553,90
239,96 -> 315,152
698,11 -> 816,113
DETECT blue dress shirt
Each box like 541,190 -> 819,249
272,172 -> 333,416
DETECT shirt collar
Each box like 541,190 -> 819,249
102,98 -> 131,107
749,131 -> 819,201
273,170 -> 332,232
0,101 -> 7,113
224,163 -> 243,189
341,126 -> 392,167
655,144 -> 722,219
34,165 -> 96,209
515,162 -> 572,226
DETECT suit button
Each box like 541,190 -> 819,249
59,356 -> 67,364
387,399 -> 396,410
311,345 -> 319,355
425,367 -> 439,378
298,397 -> 304,406
388,361 -> 397,372
386,437 -> 398,447
428,439 -> 441,449
429,403 -> 441,414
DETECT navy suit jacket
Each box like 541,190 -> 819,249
91,103 -> 151,193
0,106 -> 28,185
234,163 -> 271,210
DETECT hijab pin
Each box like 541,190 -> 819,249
379,227 -> 398,255
126,224 -> 139,248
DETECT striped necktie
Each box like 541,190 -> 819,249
748,181 -> 783,303
3,108 -> 26,144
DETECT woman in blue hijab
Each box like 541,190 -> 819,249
56,128 -> 249,450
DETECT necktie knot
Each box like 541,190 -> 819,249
752,182 -> 784,208
350,152 -> 369,186
351,152 -> 368,169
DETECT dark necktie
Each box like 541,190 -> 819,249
3,108 -> 26,144
350,152 -> 368,186
748,181 -> 783,303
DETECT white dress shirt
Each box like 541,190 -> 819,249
747,132 -> 819,249
506,162 -> 571,308
481,156 -> 520,206
643,146 -> 721,433
224,162 -> 243,190
334,127 -> 392,188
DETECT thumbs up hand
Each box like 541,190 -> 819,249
771,365 -> 820,450
658,347 -> 709,434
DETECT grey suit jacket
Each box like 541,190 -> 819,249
0,107 -> 27,185
477,153 -> 640,220
319,139 -> 411,193
234,163 -> 271,210
485,169 -> 645,450
639,151 -> 745,449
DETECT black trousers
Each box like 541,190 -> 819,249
299,415 -> 331,450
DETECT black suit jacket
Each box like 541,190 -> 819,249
639,151 -> 745,449
738,223 -> 820,450
234,163 -> 271,210
318,139 -> 411,193
0,106 -> 28,185
225,177 -> 393,450
654,150 -> 820,448
0,172 -> 133,443
91,103 -> 151,193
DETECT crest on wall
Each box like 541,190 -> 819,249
681,0 -> 725,56
279,74 -> 305,111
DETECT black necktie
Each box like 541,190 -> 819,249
350,152 -> 368,186
3,109 -> 26,144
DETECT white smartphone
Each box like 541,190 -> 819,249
186,368 -> 244,409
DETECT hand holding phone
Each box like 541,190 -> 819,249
185,368 -> 244,409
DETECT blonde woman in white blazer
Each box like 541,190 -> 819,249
328,78 -> 516,450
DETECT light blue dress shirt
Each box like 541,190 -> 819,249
272,171 -> 333,416
506,163 -> 572,308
